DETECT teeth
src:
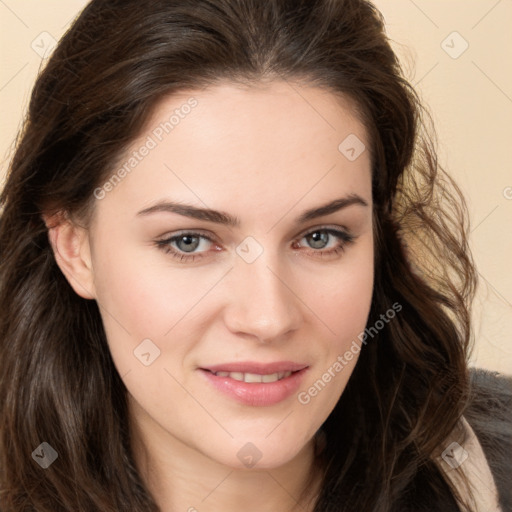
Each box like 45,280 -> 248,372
245,373 -> 263,383
214,371 -> 292,383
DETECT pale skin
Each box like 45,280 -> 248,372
46,80 -> 374,511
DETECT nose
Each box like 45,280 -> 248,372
222,252 -> 303,343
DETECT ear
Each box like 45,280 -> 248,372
43,213 -> 96,300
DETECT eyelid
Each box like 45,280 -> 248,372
157,224 -> 352,243
299,223 -> 351,237
155,229 -> 218,245
155,224 -> 357,263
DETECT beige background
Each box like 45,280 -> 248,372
1,1 -> 511,374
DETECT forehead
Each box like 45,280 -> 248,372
146,79 -> 366,147
92,80 -> 372,224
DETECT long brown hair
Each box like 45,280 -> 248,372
0,0 -> 478,510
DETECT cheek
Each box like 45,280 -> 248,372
90,234 -> 216,377
92,238 -> 213,334
309,239 -> 374,346
295,238 -> 374,404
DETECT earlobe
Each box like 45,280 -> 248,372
44,214 -> 96,300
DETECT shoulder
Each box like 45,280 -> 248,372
436,367 -> 512,512
436,415 -> 503,511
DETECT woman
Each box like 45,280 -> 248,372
0,0 -> 510,510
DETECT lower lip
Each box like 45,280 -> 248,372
199,368 -> 308,407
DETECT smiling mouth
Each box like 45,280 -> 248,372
207,370 -> 294,383
200,366 -> 309,406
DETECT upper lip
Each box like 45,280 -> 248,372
201,361 -> 309,374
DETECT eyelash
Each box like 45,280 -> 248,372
155,226 -> 356,263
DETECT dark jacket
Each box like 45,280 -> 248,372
464,368 -> 512,512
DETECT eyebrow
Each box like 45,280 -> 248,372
136,193 -> 369,227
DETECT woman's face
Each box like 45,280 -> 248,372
77,81 -> 374,470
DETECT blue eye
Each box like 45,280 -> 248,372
155,232 -> 216,262
168,233 -> 205,253
155,227 -> 356,263
298,228 -> 355,252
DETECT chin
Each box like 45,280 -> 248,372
207,432 -> 314,471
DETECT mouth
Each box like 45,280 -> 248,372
207,370 -> 295,383
198,362 -> 309,406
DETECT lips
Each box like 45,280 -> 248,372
202,361 -> 308,374
199,361 -> 309,406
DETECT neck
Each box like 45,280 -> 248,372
128,399 -> 323,512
